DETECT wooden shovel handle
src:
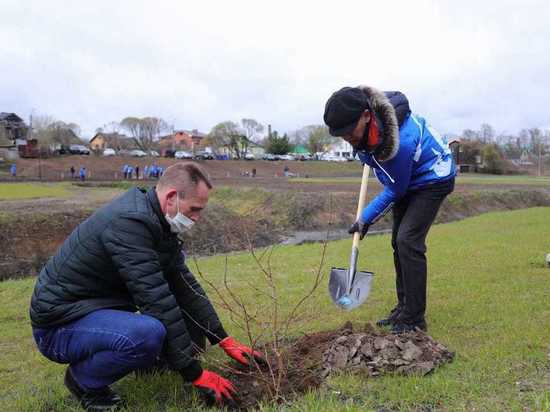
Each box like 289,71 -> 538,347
352,165 -> 370,249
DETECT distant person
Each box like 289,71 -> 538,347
79,167 -> 86,182
30,163 -> 264,410
144,165 -> 149,180
324,85 -> 456,334
70,166 -> 75,180
135,165 -> 140,180
283,165 -> 289,177
127,165 -> 133,180
251,168 -> 256,178
10,163 -> 16,178
122,164 -> 128,180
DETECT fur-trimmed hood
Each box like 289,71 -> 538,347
358,86 -> 401,162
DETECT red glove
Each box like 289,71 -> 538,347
219,336 -> 266,366
192,370 -> 236,406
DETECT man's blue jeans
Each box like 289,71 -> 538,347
32,309 -> 166,390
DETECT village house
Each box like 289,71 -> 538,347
0,112 -> 27,143
247,141 -> 266,158
89,132 -> 137,152
327,140 -> 353,158
158,129 -> 206,156
0,113 -> 28,160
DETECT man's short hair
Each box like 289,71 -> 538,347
157,162 -> 212,198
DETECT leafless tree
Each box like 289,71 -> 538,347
241,118 -> 264,144
188,194 -> 336,403
120,116 -> 169,151
206,121 -> 244,158
301,124 -> 335,154
102,121 -> 122,134
31,114 -> 82,146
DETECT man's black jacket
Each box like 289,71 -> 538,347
30,187 -> 226,379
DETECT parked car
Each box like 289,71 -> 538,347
102,148 -> 116,157
69,144 -> 90,155
174,150 -> 193,159
297,154 -> 312,161
194,151 -> 215,160
262,154 -> 276,161
130,149 -> 147,157
322,153 -> 348,162
244,153 -> 255,160
279,154 -> 296,161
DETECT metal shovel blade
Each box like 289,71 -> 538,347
329,267 -> 373,311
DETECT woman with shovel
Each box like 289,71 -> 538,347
324,86 -> 456,334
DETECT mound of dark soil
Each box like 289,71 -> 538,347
223,322 -> 454,410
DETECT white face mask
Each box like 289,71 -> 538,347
165,194 -> 195,234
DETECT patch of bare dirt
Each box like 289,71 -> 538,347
0,203 -> 284,280
223,322 -> 454,410
0,210 -> 91,280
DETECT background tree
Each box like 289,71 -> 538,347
141,117 -> 169,149
101,121 -> 122,134
458,139 -> 484,165
527,128 -> 542,153
207,121 -> 244,158
481,144 -> 507,174
120,116 -> 168,151
517,129 -> 530,151
265,131 -> 292,155
305,125 -> 335,154
461,128 -> 480,140
480,123 -> 495,143
120,117 -> 143,149
32,114 -> 82,147
241,119 -> 264,144
206,119 -> 265,158
502,142 -> 522,159
49,121 -> 82,145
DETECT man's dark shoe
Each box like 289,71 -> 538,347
391,320 -> 428,334
64,367 -> 124,412
376,305 -> 402,327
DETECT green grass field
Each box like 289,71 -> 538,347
290,174 -> 550,186
0,182 -> 71,200
1,208 -> 549,411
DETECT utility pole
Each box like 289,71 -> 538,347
28,112 -> 33,140
538,138 -> 542,177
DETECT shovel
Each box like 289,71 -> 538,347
329,164 -> 374,311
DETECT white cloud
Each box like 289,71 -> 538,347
1,0 -> 549,138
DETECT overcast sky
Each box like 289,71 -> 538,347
2,0 -> 549,139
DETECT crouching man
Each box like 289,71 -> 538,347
30,162 -> 263,411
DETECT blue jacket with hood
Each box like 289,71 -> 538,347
355,87 -> 456,225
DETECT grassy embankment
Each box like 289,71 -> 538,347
0,182 -> 71,200
290,174 -> 550,186
1,208 -> 549,411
